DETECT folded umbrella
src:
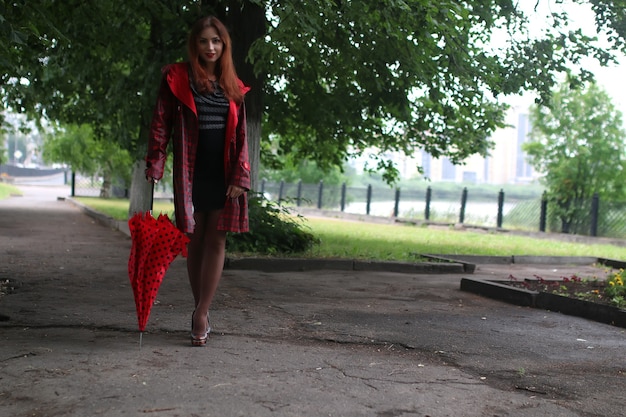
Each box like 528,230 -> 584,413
128,211 -> 189,347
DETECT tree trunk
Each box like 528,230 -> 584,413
128,2 -> 265,216
246,104 -> 262,193
100,169 -> 112,198
128,159 -> 153,217
229,1 -> 265,192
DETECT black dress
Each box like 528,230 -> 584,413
191,81 -> 230,212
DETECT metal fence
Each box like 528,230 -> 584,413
259,180 -> 626,239
69,174 -> 626,239
260,180 -> 540,229
71,173 -> 173,199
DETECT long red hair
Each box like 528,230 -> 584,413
187,16 -> 243,104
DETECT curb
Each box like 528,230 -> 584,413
460,277 -> 626,328
65,197 -> 469,274
225,257 -> 466,273
65,197 -> 626,277
459,278 -> 535,307
424,254 -> 603,266
64,196 -> 130,235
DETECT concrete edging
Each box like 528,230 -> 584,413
67,197 -> 469,274
66,197 -> 626,277
224,258 -> 467,274
460,277 -> 626,328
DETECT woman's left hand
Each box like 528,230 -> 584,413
226,185 -> 246,199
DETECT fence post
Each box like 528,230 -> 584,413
425,186 -> 432,221
317,180 -> 324,209
340,182 -> 347,212
296,180 -> 302,207
539,191 -> 547,232
590,193 -> 599,237
366,184 -> 372,215
393,188 -> 400,217
260,179 -> 266,197
278,180 -> 285,205
71,171 -> 76,197
497,189 -> 504,228
459,187 -> 468,224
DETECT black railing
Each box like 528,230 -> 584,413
68,173 -> 626,239
258,180 -> 626,238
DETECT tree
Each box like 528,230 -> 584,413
2,1 -> 625,216
42,124 -> 133,198
261,157 -> 347,185
0,136 -> 5,165
248,0 -> 622,182
524,82 -> 626,234
1,0 -> 258,212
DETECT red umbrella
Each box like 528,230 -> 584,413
128,211 -> 189,346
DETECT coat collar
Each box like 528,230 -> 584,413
165,62 -> 250,115
165,63 -> 196,114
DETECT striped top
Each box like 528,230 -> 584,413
191,81 -> 229,130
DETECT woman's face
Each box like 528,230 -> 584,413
197,26 -> 223,67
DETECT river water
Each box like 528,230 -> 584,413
344,200 -> 516,225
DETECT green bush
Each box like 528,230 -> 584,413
227,194 -> 319,255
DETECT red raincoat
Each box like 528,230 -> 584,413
145,62 -> 251,234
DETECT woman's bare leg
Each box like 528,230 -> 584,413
188,210 -> 226,336
186,216 -> 204,307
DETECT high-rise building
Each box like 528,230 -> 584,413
412,106 -> 539,184
348,106 -> 541,184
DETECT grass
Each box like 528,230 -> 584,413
74,197 -> 175,220
70,196 -> 626,262
0,182 -> 23,199
302,217 -> 626,261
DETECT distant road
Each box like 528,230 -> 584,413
11,172 -> 68,186
3,172 -> 71,204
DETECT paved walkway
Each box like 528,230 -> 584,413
0,184 -> 625,417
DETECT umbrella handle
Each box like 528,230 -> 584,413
150,181 -> 154,213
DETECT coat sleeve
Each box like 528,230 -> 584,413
145,70 -> 176,180
229,101 -> 251,190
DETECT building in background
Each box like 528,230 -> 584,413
352,105 -> 540,185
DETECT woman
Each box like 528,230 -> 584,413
145,16 -> 251,346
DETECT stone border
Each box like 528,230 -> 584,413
67,197 -> 471,274
66,197 -> 626,278
224,257 -> 467,274
460,277 -> 626,328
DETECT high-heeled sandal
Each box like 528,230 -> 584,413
190,311 -> 211,347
